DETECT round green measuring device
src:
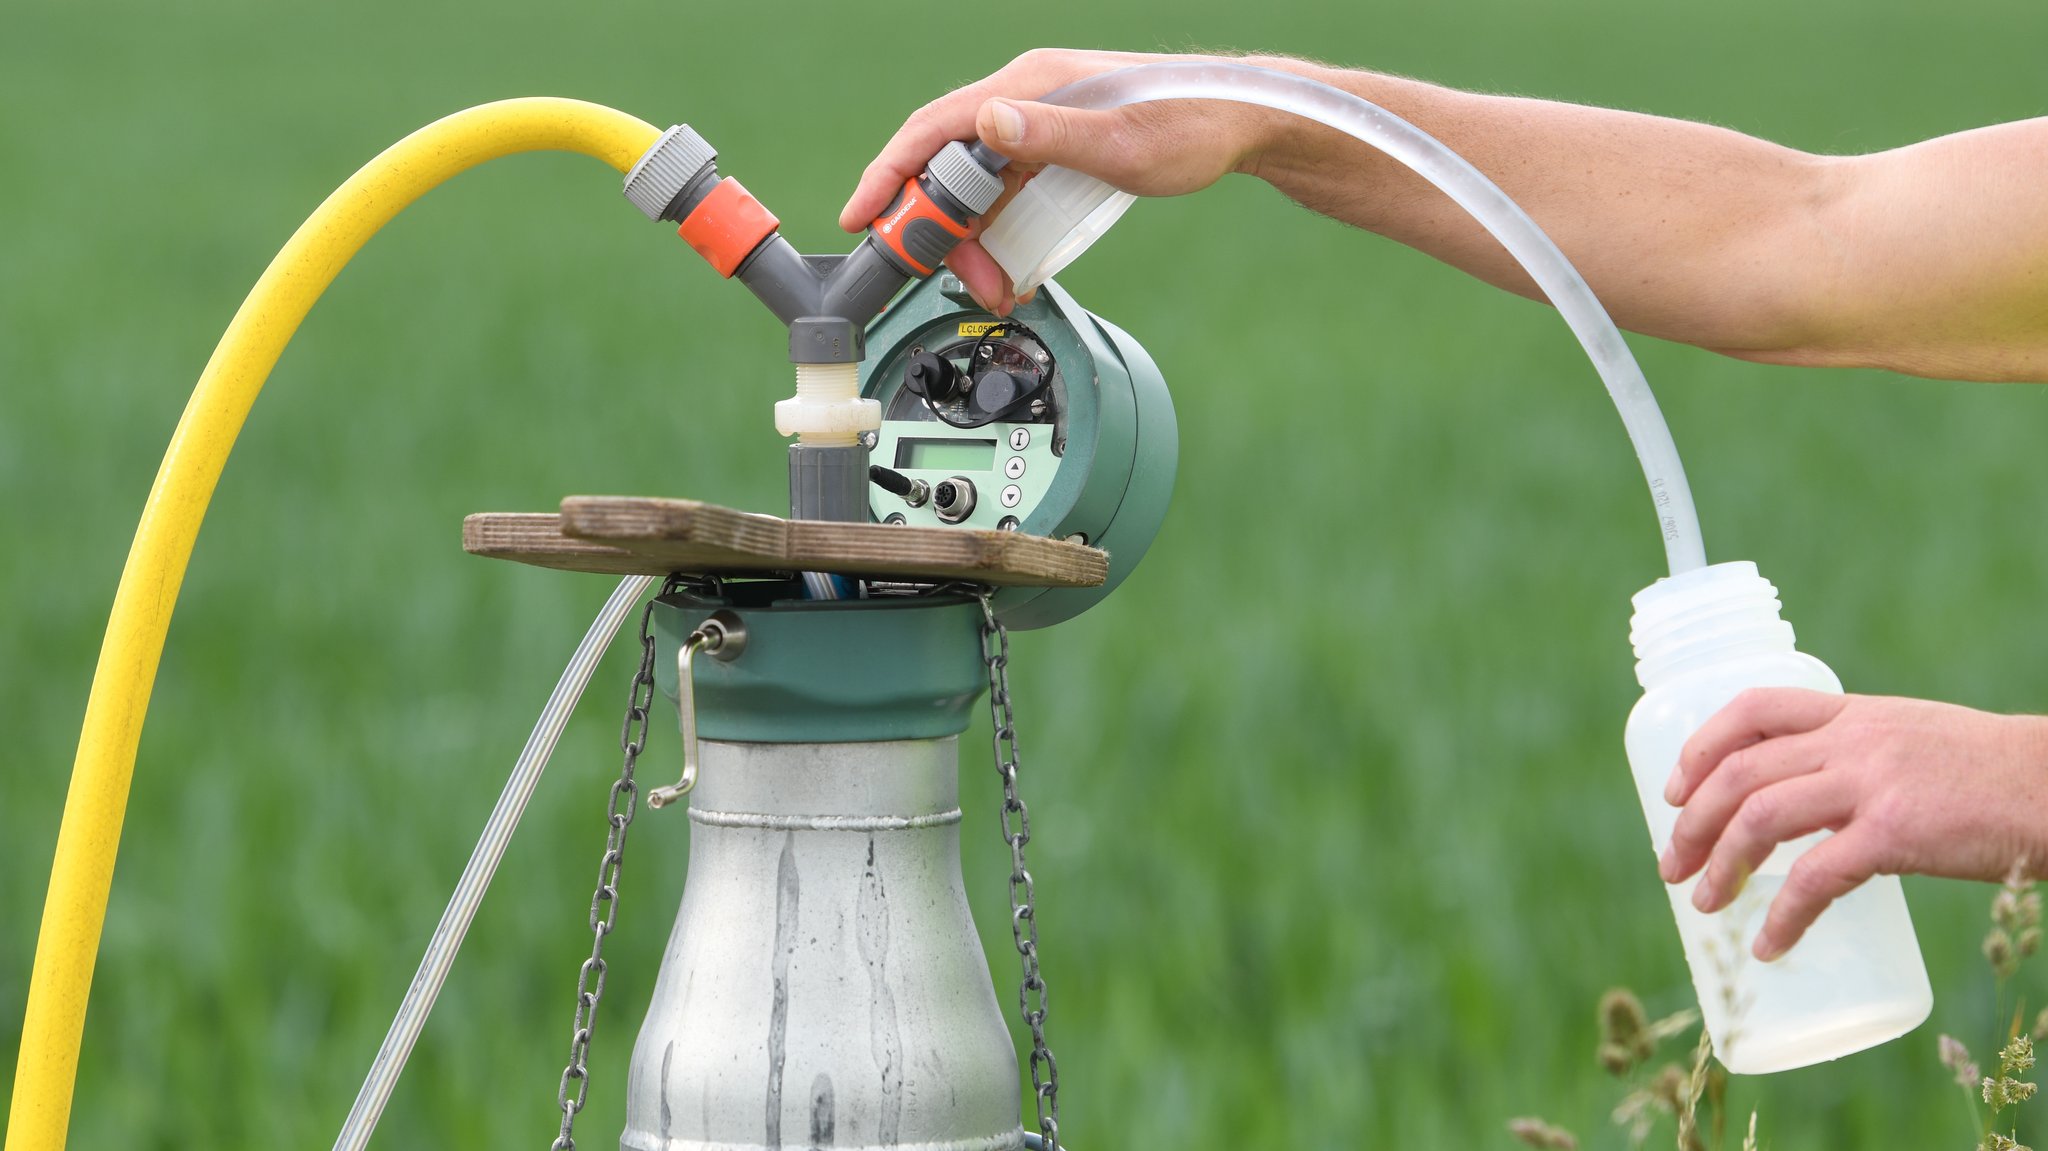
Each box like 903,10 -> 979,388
861,273 -> 1179,630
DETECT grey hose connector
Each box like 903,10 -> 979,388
966,140 -> 1009,174
925,140 -> 1005,215
623,124 -> 719,222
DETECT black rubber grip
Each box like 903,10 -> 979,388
869,464 -> 915,497
900,217 -> 960,275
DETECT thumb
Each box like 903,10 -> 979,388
976,97 -> 1127,178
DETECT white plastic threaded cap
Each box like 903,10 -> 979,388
979,166 -> 1136,293
1629,561 -> 1798,689
774,363 -> 879,441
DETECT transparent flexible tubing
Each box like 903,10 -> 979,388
5,98 -> 662,1151
1037,62 -> 1708,575
332,573 -> 657,1151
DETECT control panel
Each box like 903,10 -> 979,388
873,321 -> 1065,533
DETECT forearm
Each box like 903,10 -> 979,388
1236,59 -> 1837,357
1236,57 -> 2048,381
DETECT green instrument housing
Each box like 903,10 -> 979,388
653,588 -> 985,743
860,274 -> 1178,630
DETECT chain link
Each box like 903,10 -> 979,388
978,594 -> 1062,1151
550,583 -> 669,1150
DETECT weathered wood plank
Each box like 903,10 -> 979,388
464,497 -> 1108,588
784,519 -> 1103,587
559,496 -> 788,563
461,513 -> 657,576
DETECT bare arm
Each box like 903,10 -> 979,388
842,49 -> 2048,953
841,49 -> 2048,382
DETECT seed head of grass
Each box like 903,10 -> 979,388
1994,861 -> 2042,931
2002,1035 -> 2036,1077
1647,1007 -> 1700,1045
1673,1027 -> 1712,1151
1506,1117 -> 1579,1149
1611,1087 -> 1661,1146
1987,930 -> 2021,980
1943,1034 -> 1985,1089
1648,1063 -> 1687,1112
1983,1077 -> 2038,1110
1600,988 -> 1654,1063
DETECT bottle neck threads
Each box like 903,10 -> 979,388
1630,561 -> 1797,690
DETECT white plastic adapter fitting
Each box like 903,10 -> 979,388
979,165 -> 1136,294
774,363 -> 879,445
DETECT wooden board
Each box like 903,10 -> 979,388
463,497 -> 1107,589
459,513 -> 654,575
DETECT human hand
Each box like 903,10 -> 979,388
838,48 -> 1297,314
1657,689 -> 2048,961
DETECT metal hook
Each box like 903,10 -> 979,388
648,611 -> 747,809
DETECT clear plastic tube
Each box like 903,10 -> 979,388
331,574 -> 658,1151
1038,62 -> 1707,575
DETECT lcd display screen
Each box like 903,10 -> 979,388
896,438 -> 997,471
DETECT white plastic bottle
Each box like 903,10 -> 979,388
1625,561 -> 1932,1074
978,166 -> 1136,294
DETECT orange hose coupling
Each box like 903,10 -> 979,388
677,178 -> 780,278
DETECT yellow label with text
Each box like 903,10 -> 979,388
957,322 -> 1000,338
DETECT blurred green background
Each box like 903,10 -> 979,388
5,0 -> 2047,1146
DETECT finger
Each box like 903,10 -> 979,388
840,92 -> 984,231
835,49 -> 1163,228
974,98 -> 1149,187
1753,827 -> 1885,961
1667,688 -> 1849,805
934,168 -> 1037,312
839,48 -> 1137,231
1661,732 -> 1828,882
940,239 -> 1015,314
1690,769 -> 1857,913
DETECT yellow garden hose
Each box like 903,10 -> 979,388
4,97 -> 660,1151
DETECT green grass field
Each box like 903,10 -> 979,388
6,0 -> 2048,1146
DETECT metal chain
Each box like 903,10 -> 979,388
977,593 -> 1062,1151
550,583 -> 668,1150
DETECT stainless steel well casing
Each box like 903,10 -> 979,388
620,736 -> 1023,1151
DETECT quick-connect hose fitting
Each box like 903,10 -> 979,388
622,124 -> 718,222
775,363 -> 875,445
864,140 -> 1004,277
624,125 -> 788,282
